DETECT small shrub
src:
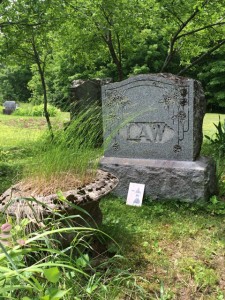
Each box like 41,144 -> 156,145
205,117 -> 225,156
13,104 -> 60,117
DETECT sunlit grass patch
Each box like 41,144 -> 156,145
0,112 -> 70,148
0,123 -> 43,147
100,197 -> 225,299
203,113 -> 225,138
0,114 -> 50,148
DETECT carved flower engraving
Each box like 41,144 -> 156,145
173,144 -> 182,153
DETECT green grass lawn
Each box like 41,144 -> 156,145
203,113 -> 225,138
0,112 -> 225,299
0,112 -> 70,193
100,197 -> 225,299
0,113 -> 70,147
0,111 -> 222,147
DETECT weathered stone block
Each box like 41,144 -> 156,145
70,78 -> 111,119
100,156 -> 217,202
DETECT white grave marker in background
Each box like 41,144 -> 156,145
126,183 -> 145,207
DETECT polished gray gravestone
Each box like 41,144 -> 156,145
100,74 -> 217,202
102,74 -> 204,161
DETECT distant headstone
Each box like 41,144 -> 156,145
70,78 -> 111,119
100,74 -> 217,202
69,78 -> 111,147
3,101 -> 17,115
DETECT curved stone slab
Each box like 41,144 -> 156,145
0,170 -> 118,222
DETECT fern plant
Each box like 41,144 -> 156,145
205,116 -> 225,155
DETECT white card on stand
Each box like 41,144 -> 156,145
126,183 -> 145,207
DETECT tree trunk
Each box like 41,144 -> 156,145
39,64 -> 54,138
106,31 -> 123,81
31,38 -> 54,138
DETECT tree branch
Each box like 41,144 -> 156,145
178,39 -> 225,75
161,0 -> 210,71
161,9 -> 200,71
31,34 -> 53,137
163,7 -> 183,25
177,21 -> 225,39
0,21 -> 47,28
116,32 -> 122,64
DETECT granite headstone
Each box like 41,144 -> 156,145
102,74 -> 204,161
3,101 -> 17,115
100,74 -> 217,202
70,78 -> 111,119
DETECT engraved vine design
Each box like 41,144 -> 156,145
159,86 -> 189,153
105,90 -> 130,151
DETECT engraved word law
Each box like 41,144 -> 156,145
126,122 -> 172,143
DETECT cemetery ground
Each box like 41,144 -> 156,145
0,111 -> 225,299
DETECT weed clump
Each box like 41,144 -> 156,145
22,104 -> 103,195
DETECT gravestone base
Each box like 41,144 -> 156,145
3,109 -> 13,115
100,156 -> 217,202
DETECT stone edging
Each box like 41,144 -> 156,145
0,170 -> 119,219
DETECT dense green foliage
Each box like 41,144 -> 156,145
0,65 -> 32,104
0,0 -> 225,111
13,104 -> 60,117
197,51 -> 225,112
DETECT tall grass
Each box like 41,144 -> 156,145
0,104 -> 150,299
203,113 -> 225,138
0,205 -> 110,299
22,104 -> 103,194
0,194 -> 148,299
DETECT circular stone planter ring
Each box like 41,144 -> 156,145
0,170 -> 119,227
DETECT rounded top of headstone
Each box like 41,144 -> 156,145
102,73 -> 196,89
71,78 -> 112,89
3,101 -> 17,108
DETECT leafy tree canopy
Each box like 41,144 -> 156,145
0,0 -> 225,110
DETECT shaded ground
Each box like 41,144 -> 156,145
101,197 -> 225,299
